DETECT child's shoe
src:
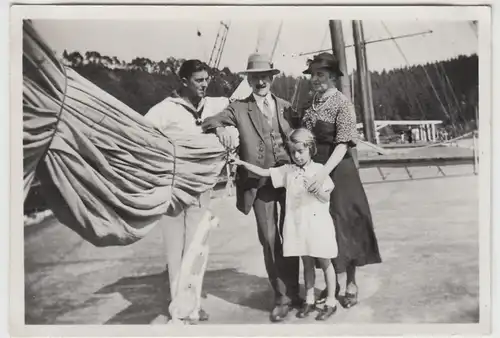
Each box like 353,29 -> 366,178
316,283 -> 340,305
315,304 -> 337,321
296,303 -> 315,318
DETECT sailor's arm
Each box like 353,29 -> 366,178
202,104 -> 239,149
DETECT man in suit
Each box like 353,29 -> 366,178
202,53 -> 301,322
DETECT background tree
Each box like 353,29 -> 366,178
60,51 -> 477,136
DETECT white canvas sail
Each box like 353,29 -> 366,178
230,77 -> 252,100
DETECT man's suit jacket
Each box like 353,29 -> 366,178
202,94 -> 295,215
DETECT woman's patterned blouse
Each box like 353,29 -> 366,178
302,88 -> 357,146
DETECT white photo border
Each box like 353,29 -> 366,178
8,3 -> 494,337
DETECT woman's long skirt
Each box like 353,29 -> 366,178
315,147 -> 382,273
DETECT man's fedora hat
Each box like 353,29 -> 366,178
241,53 -> 281,75
302,52 -> 344,76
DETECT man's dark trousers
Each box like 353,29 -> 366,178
252,181 -> 300,306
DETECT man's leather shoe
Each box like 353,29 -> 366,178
291,297 -> 304,308
270,304 -> 291,322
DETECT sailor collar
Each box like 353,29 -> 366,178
169,94 -> 206,126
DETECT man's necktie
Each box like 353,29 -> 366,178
263,98 -> 274,126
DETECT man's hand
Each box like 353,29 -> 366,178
216,127 -> 238,149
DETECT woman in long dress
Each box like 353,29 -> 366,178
301,53 -> 382,308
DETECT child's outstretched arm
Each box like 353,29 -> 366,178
230,157 -> 271,177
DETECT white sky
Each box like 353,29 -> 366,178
32,19 -> 478,76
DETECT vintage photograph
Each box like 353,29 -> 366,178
12,4 -> 491,336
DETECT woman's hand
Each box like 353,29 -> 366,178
305,170 -> 329,194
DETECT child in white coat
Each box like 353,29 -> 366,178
231,128 -> 339,320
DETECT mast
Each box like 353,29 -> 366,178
329,20 -> 359,167
215,21 -> 231,69
208,21 -> 230,69
329,21 -> 351,99
352,20 -> 377,144
351,73 -> 355,103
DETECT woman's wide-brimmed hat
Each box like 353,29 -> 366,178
240,53 -> 281,75
302,52 -> 344,76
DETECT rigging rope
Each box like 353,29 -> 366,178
430,63 -> 454,114
255,23 -> 265,53
290,22 -> 331,113
379,21 -> 429,121
381,21 -> 450,122
270,21 -> 284,60
416,21 -> 464,119
319,24 -> 329,50
438,61 -> 462,114
416,21 -> 477,133
433,61 -> 463,119
360,130 -> 475,157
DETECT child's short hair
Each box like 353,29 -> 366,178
287,128 -> 317,156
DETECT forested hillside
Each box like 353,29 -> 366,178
62,51 -> 478,136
